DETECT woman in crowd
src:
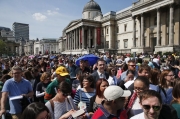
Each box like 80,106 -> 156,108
72,70 -> 82,91
107,66 -> 118,85
159,69 -> 174,104
36,72 -> 51,103
73,74 -> 96,110
45,81 -> 75,119
127,76 -> 149,118
21,102 -> 50,119
23,70 -> 35,86
171,79 -> 180,118
88,78 -> 109,117
150,68 -> 160,86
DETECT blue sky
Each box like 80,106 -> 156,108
0,0 -> 134,40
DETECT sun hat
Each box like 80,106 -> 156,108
55,66 -> 69,76
104,85 -> 131,101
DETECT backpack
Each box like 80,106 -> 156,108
159,104 -> 178,119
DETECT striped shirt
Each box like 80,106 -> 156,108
73,88 -> 95,110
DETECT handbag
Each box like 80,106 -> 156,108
78,89 -> 86,110
20,96 -> 31,111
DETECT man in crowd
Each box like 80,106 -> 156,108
127,64 -> 151,91
0,66 -> 33,119
44,66 -> 71,102
120,60 -> 138,81
92,85 -> 131,119
130,90 -> 178,119
75,60 -> 90,75
67,60 -> 77,80
91,59 -> 109,82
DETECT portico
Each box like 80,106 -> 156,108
131,0 -> 180,53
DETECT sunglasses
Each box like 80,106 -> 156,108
142,105 -> 161,111
129,65 -> 136,67
62,92 -> 70,97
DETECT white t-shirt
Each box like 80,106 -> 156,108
130,112 -> 144,119
129,97 -> 143,118
125,57 -> 131,64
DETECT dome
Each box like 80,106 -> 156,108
83,0 -> 101,12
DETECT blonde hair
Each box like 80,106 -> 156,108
40,72 -> 51,82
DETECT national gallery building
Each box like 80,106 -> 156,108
59,0 -> 180,54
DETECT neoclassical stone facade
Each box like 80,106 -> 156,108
60,0 -> 180,54
34,38 -> 59,55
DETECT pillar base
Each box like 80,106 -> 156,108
154,46 -> 174,53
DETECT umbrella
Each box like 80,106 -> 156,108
75,54 -> 99,66
50,56 -> 57,60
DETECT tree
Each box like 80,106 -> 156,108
0,38 -> 7,56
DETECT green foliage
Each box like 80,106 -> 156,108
0,39 -> 7,55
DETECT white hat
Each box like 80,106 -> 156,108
104,86 -> 131,101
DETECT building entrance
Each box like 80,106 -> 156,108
151,37 -> 157,52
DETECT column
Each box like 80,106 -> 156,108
79,28 -> 81,49
141,13 -> 144,47
88,28 -> 91,48
157,8 -> 161,46
70,32 -> 72,50
104,27 -> 106,48
132,16 -> 136,47
169,4 -> 174,46
94,27 -> 97,48
82,26 -> 84,49
66,34 -> 68,50
73,30 -> 75,50
68,33 -> 70,50
76,29 -> 78,49
109,25 -> 112,49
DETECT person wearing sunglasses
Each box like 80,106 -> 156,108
119,60 -> 138,82
130,90 -> 162,119
131,90 -> 178,119
45,81 -> 76,119
127,76 -> 149,118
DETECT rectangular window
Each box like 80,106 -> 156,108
117,40 -> 120,49
154,17 -> 157,26
117,26 -> 119,33
106,41 -> 109,48
107,28 -> 108,34
123,39 -> 128,48
136,38 -> 138,47
144,37 -> 146,47
124,24 -> 127,32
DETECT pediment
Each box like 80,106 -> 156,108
65,19 -> 81,29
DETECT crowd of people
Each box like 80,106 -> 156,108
0,53 -> 179,119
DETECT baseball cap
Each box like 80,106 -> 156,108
55,66 -> 69,76
104,86 -> 131,101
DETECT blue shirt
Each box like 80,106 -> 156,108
2,78 -> 33,114
159,87 -> 173,104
